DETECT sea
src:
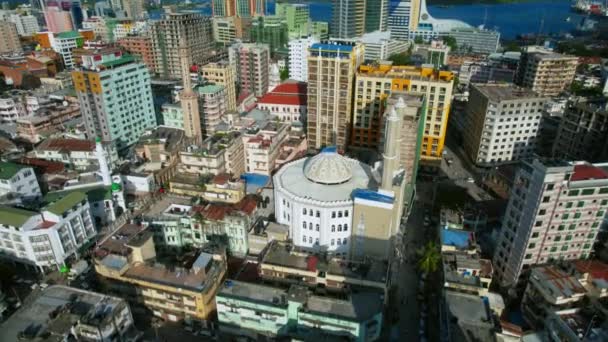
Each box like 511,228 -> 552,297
150,0 -> 584,40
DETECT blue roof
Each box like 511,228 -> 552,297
321,146 -> 337,153
440,229 -> 472,249
241,173 -> 270,194
310,43 -> 354,52
352,189 -> 394,204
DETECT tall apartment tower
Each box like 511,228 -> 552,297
275,2 -> 310,39
8,13 -> 40,36
197,84 -> 227,136
124,0 -> 145,19
235,0 -> 266,18
354,63 -> 454,160
201,62 -> 237,112
307,41 -> 364,151
179,44 -> 203,144
493,159 -> 608,288
0,21 -> 22,55
288,36 -> 318,82
331,0 -> 366,39
151,12 -> 214,79
515,48 -> 578,97
212,0 -> 236,16
365,0 -> 388,33
464,84 -> 547,166
229,42 -> 270,98
387,0 -> 421,40
72,49 -> 156,151
552,98 -> 608,163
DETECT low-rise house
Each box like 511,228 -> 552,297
179,132 -> 245,177
0,161 -> 42,204
0,285 -> 140,342
134,126 -> 186,186
545,307 -> 608,342
522,265 -> 587,328
32,138 -> 118,171
257,82 -> 307,124
0,192 -> 96,272
216,281 -> 383,342
243,121 -> 290,175
93,223 -> 227,326
16,102 -> 81,143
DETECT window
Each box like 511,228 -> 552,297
344,210 -> 349,217
332,211 -> 336,218
542,196 -> 550,203
343,238 -> 347,245
596,210 -> 605,217
599,187 -> 608,194
309,223 -> 313,230
344,224 -> 348,231
584,243 -> 591,249
554,236 -> 562,242
531,232 -> 539,238
316,224 -> 320,231
525,254 -> 532,259
309,237 -> 312,244
562,213 -> 570,219
336,239 -> 341,245
547,184 -> 554,190
303,208 -> 307,215
538,209 -> 546,215
534,221 -> 543,227
582,189 -> 595,195
302,222 -> 306,228
302,235 -> 307,242
566,235 -> 572,241
331,225 -> 336,232
577,201 -> 585,208
550,246 -> 557,252
331,239 -> 335,246
569,224 -> 576,230
592,222 -> 600,228
574,213 -> 582,219
568,190 -> 580,196
561,245 -> 568,251
338,225 -> 342,232
315,238 -> 319,245
566,202 -> 573,208
316,210 -> 320,217
558,225 -> 565,231
338,211 -> 343,218
528,243 -> 536,249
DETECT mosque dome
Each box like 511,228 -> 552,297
304,151 -> 353,185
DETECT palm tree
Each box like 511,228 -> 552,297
417,241 -> 441,274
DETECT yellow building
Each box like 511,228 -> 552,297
93,224 -> 227,324
201,61 -> 237,112
355,62 -> 454,161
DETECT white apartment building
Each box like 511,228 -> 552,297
493,160 -> 608,288
0,97 -> 23,122
8,13 -> 40,36
243,121 -> 290,175
196,84 -> 226,137
212,16 -> 237,45
0,192 -> 96,272
288,36 -> 317,82
0,162 -> 41,204
358,30 -> 409,62
32,138 -> 118,171
464,84 -> 547,166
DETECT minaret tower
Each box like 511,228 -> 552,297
381,102 -> 403,190
179,40 -> 203,144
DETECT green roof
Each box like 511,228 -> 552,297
56,31 -> 81,39
196,84 -> 224,94
44,186 -> 111,205
0,162 -> 26,180
44,191 -> 87,216
0,206 -> 37,227
101,54 -> 136,68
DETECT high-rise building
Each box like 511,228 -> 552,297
387,0 -> 416,40
43,4 -> 74,32
196,84 -> 226,137
212,16 -> 237,45
493,160 -> 608,288
310,21 -> 329,40
552,98 -> 608,163
288,36 -> 318,82
516,47 -> 578,97
307,41 -> 364,151
358,30 -> 409,61
229,42 -> 270,98
354,63 -> 454,160
124,0 -> 145,19
0,21 -> 22,55
201,62 -> 237,112
364,0 -> 388,32
150,12 -> 214,79
72,49 -> 157,151
117,35 -> 155,72
331,0 -> 366,39
275,2 -> 310,39
8,13 -> 40,36
441,28 -> 500,54
235,0 -> 266,18
464,84 -> 547,166
212,0 -> 236,17
178,44 -> 203,144
250,16 -> 288,55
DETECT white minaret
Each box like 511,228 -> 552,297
381,106 -> 401,190
96,137 -> 112,186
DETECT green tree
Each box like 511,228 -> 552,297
442,36 -> 458,51
414,36 -> 424,44
280,67 -> 289,81
503,41 -> 521,52
388,52 -> 412,66
417,241 -> 441,274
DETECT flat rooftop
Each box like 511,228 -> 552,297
0,285 -> 125,342
531,266 -> 586,298
218,280 -> 288,307
473,84 -> 543,101
304,291 -> 382,321
94,224 -> 151,259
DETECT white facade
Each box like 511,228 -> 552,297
243,123 -> 290,175
359,30 -> 409,61
465,84 -> 547,166
0,98 -> 24,122
257,102 -> 306,124
0,163 -> 41,203
0,198 -> 96,271
288,36 -> 317,82
493,160 -> 608,288
52,36 -> 80,70
32,140 -> 119,171
8,14 -> 40,36
273,151 -> 376,256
